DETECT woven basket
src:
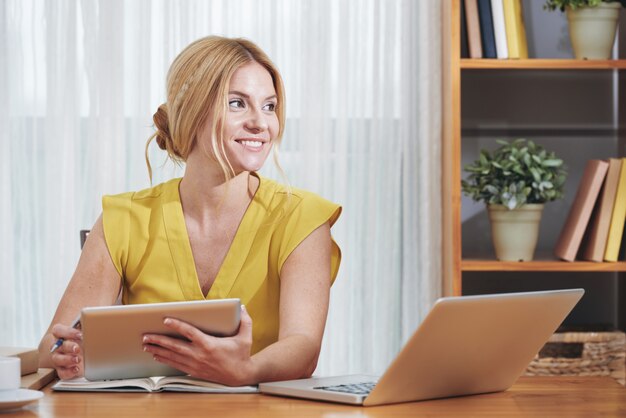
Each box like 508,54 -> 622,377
524,331 -> 626,385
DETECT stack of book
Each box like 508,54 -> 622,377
461,0 -> 528,59
0,347 -> 56,390
555,158 -> 626,262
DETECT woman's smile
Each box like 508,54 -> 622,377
235,138 -> 268,152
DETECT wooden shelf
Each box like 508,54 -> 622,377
462,259 -> 626,272
461,59 -> 626,70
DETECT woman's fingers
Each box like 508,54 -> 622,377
142,333 -> 195,357
234,306 -> 253,354
238,305 -> 253,337
48,323 -> 84,380
60,340 -> 81,354
57,366 -> 81,381
51,324 -> 83,341
52,344 -> 83,380
143,311 -> 255,386
161,318 -> 210,343
144,343 -> 194,369
51,351 -> 81,368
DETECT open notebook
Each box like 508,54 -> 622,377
52,376 -> 258,393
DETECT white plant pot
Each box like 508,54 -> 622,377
488,204 -> 544,262
566,3 -> 621,60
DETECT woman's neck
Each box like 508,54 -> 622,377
179,159 -> 255,225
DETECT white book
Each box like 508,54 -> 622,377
490,0 -> 509,59
52,376 -> 259,393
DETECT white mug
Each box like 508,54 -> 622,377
0,356 -> 20,391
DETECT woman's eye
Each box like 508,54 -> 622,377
263,103 -> 276,112
229,99 -> 244,109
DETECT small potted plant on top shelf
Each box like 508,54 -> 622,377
462,139 -> 567,261
544,0 -> 626,60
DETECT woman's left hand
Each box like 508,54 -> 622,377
142,305 -> 256,386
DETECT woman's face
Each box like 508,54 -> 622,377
208,61 -> 279,175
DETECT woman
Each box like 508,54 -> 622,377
38,36 -> 341,386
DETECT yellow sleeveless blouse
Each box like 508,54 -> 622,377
101,175 -> 341,355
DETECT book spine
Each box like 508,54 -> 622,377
502,0 -> 528,59
464,0 -> 483,58
514,0 -> 529,59
477,0 -> 497,58
604,158 -> 626,262
490,0 -> 508,59
554,160 -> 609,262
461,0 -> 470,58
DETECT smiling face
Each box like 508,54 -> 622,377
196,61 -> 279,176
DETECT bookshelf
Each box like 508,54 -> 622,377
443,1 -> 626,330
461,59 -> 626,70
462,259 -> 626,272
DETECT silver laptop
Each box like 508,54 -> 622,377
259,289 -> 584,406
82,298 -> 240,381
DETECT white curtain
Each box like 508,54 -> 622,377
0,0 -> 442,376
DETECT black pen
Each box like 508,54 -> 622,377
49,316 -> 82,353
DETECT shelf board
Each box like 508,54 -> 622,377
461,59 -> 626,70
462,259 -> 626,272
462,126 -> 618,137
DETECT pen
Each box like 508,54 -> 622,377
50,316 -> 82,353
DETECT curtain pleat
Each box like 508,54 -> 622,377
0,0 -> 442,376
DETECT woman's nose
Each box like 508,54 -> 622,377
244,108 -> 269,132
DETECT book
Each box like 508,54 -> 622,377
52,376 -> 259,393
502,0 -> 528,59
461,0 -> 470,58
554,160 -> 609,262
490,0 -> 508,59
619,222 -> 626,260
477,0 -> 497,58
581,159 -> 622,262
464,0 -> 483,58
0,347 -> 39,376
604,158 -> 626,262
21,368 -> 57,390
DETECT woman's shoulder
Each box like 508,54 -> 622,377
103,178 -> 182,204
257,175 -> 341,226
258,175 -> 336,208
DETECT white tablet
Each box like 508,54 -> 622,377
81,298 -> 241,381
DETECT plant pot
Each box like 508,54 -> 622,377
488,204 -> 544,262
566,3 -> 620,60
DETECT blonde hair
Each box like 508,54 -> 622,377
146,36 -> 287,183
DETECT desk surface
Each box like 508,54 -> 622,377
5,377 -> 626,417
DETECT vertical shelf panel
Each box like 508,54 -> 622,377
443,0 -> 462,296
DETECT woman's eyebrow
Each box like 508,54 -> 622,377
229,90 -> 277,101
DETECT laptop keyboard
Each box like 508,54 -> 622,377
314,382 -> 376,395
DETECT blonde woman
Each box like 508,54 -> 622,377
38,36 -> 341,386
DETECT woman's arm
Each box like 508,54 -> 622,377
143,222 -> 332,386
38,215 -> 122,378
249,221 -> 332,381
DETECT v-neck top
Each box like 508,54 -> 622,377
101,175 -> 342,354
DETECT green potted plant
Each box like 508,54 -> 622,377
462,139 -> 567,261
544,0 -> 626,60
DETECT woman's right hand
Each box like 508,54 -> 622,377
49,324 -> 84,379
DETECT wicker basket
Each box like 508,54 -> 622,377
524,331 -> 626,385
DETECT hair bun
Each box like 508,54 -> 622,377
153,104 -> 171,151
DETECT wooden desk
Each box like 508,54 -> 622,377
5,377 -> 626,417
